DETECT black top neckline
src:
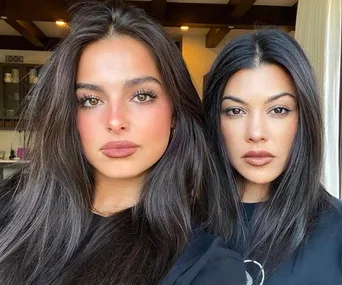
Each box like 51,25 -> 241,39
242,202 -> 262,222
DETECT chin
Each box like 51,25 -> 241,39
248,179 -> 273,185
241,173 -> 279,186
101,171 -> 145,180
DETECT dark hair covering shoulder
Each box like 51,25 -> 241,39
0,1 -> 236,284
203,28 -> 333,274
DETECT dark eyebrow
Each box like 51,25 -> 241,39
76,83 -> 104,92
222,92 -> 296,105
222,95 -> 247,105
76,76 -> 162,92
123,76 -> 162,89
265,92 -> 296,103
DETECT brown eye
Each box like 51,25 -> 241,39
89,98 -> 99,105
136,94 -> 147,102
77,95 -> 103,108
271,107 -> 290,115
226,108 -> 243,115
274,107 -> 282,114
232,108 -> 241,115
132,90 -> 157,103
222,107 -> 245,117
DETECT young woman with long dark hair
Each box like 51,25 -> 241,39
204,29 -> 342,284
0,2 -> 246,284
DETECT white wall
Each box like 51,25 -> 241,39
295,0 -> 342,198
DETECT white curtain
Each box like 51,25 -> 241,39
295,0 -> 342,198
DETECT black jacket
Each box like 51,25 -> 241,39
163,227 -> 246,284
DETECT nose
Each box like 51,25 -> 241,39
245,113 -> 267,143
106,101 -> 129,133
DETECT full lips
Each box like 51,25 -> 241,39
243,156 -> 273,166
101,147 -> 137,158
100,141 -> 139,158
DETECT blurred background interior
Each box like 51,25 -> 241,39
0,0 -> 341,199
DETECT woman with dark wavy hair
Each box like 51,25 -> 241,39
0,2 -> 246,285
204,28 -> 342,284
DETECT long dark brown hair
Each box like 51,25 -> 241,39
0,1 -> 235,284
203,28 -> 332,274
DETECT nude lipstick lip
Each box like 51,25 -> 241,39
100,141 -> 139,158
242,150 -> 274,166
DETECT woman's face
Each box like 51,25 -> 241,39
76,36 -> 173,182
220,64 -> 298,189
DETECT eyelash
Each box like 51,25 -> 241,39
76,94 -> 102,109
269,106 -> 292,116
76,89 -> 158,109
132,89 -> 157,104
222,106 -> 292,117
222,107 -> 245,117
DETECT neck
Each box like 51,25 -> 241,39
241,181 -> 269,203
92,172 -> 145,216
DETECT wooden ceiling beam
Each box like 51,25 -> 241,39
164,4 -> 295,27
0,0 -> 297,51
0,35 -> 60,51
1,0 -> 69,22
0,0 -> 5,13
151,0 -> 167,19
229,0 -> 243,4
4,19 -> 45,48
0,1 -> 296,29
206,27 -> 231,48
16,20 -> 47,39
206,0 -> 257,48
231,0 -> 257,18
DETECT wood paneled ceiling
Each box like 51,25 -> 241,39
0,0 -> 298,51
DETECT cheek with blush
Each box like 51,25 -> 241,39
76,112 -> 102,156
142,103 -> 173,140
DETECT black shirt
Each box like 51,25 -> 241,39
233,197 -> 342,285
0,196 -> 247,285
92,214 -> 247,285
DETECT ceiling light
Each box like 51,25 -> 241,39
228,26 -> 235,29
56,20 -> 66,26
1,16 -> 7,20
180,26 -> 189,31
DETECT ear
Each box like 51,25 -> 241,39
171,116 -> 176,129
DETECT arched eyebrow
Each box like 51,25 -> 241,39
222,92 -> 296,105
222,95 -> 247,105
123,76 -> 162,89
265,92 -> 296,103
76,83 -> 103,92
76,76 -> 162,92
